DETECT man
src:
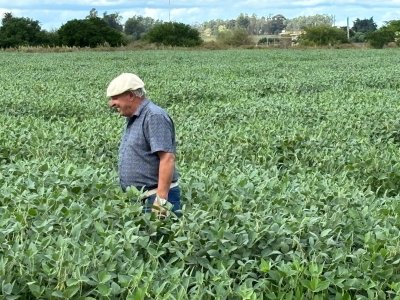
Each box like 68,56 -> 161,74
107,73 -> 180,217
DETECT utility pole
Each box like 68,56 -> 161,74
347,17 -> 350,40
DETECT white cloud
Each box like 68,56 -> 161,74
381,10 -> 400,22
142,8 -> 167,20
170,7 -> 201,22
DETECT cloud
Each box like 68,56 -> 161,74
381,10 -> 400,22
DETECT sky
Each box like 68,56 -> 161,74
0,0 -> 400,31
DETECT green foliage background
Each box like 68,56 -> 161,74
0,17 -> 46,48
1,49 -> 400,299
58,18 -> 127,47
144,22 -> 202,47
216,28 -> 253,46
300,25 -> 348,46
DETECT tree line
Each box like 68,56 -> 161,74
0,9 -> 399,49
0,9 -> 201,48
199,14 -> 333,36
200,14 -> 400,48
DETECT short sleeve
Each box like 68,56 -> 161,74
145,114 -> 176,154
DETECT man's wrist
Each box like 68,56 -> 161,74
156,190 -> 168,200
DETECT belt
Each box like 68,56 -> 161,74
144,182 -> 179,198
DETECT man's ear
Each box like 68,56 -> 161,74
129,91 -> 136,101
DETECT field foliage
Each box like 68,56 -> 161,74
1,49 -> 400,299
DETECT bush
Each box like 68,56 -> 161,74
381,20 -> 400,47
258,37 -> 268,44
299,25 -> 348,46
216,28 -> 253,46
58,18 -> 127,48
351,32 -> 366,43
0,16 -> 45,48
144,22 -> 202,47
365,30 -> 395,49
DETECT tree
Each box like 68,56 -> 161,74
236,13 -> 250,30
205,19 -> 226,35
124,16 -> 160,40
299,25 -> 348,46
198,14 -> 276,36
365,30 -> 395,48
383,20 -> 400,46
285,15 -> 334,31
248,14 -> 259,35
58,17 -> 126,47
0,14 -> 46,48
103,12 -> 123,32
2,12 -> 13,26
364,20 -> 399,48
352,17 -> 377,33
145,22 -> 202,47
264,14 -> 286,35
87,8 -> 98,19
85,8 -> 123,32
383,19 -> 400,31
41,30 -> 60,46
226,19 -> 236,30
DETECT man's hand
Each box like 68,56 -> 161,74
152,196 -> 169,218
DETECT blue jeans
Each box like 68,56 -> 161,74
142,186 -> 182,217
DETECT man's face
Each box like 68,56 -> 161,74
108,91 -> 135,117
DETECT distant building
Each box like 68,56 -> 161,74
280,30 -> 304,46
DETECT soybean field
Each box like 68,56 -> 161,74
1,48 -> 400,299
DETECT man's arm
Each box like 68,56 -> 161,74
156,151 -> 176,199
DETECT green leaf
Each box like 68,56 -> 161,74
66,278 -> 80,287
111,282 -> 122,295
97,283 -> 111,296
145,247 -> 157,257
71,186 -> 82,193
28,283 -> 42,297
2,282 -> 13,295
28,207 -> 38,216
375,230 -> 386,241
118,274 -> 132,288
133,287 -> 146,300
80,275 -> 97,286
64,284 -> 80,298
259,258 -> 270,273
39,163 -> 48,172
300,279 -> 311,290
335,292 -> 352,300
51,291 -> 64,298
314,280 -> 330,292
321,228 -> 332,237
71,223 -> 82,240
174,236 -> 188,242
94,221 -> 105,233
98,271 -> 112,284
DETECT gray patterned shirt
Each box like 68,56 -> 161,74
118,99 -> 179,190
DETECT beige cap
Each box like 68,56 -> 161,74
106,73 -> 145,97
